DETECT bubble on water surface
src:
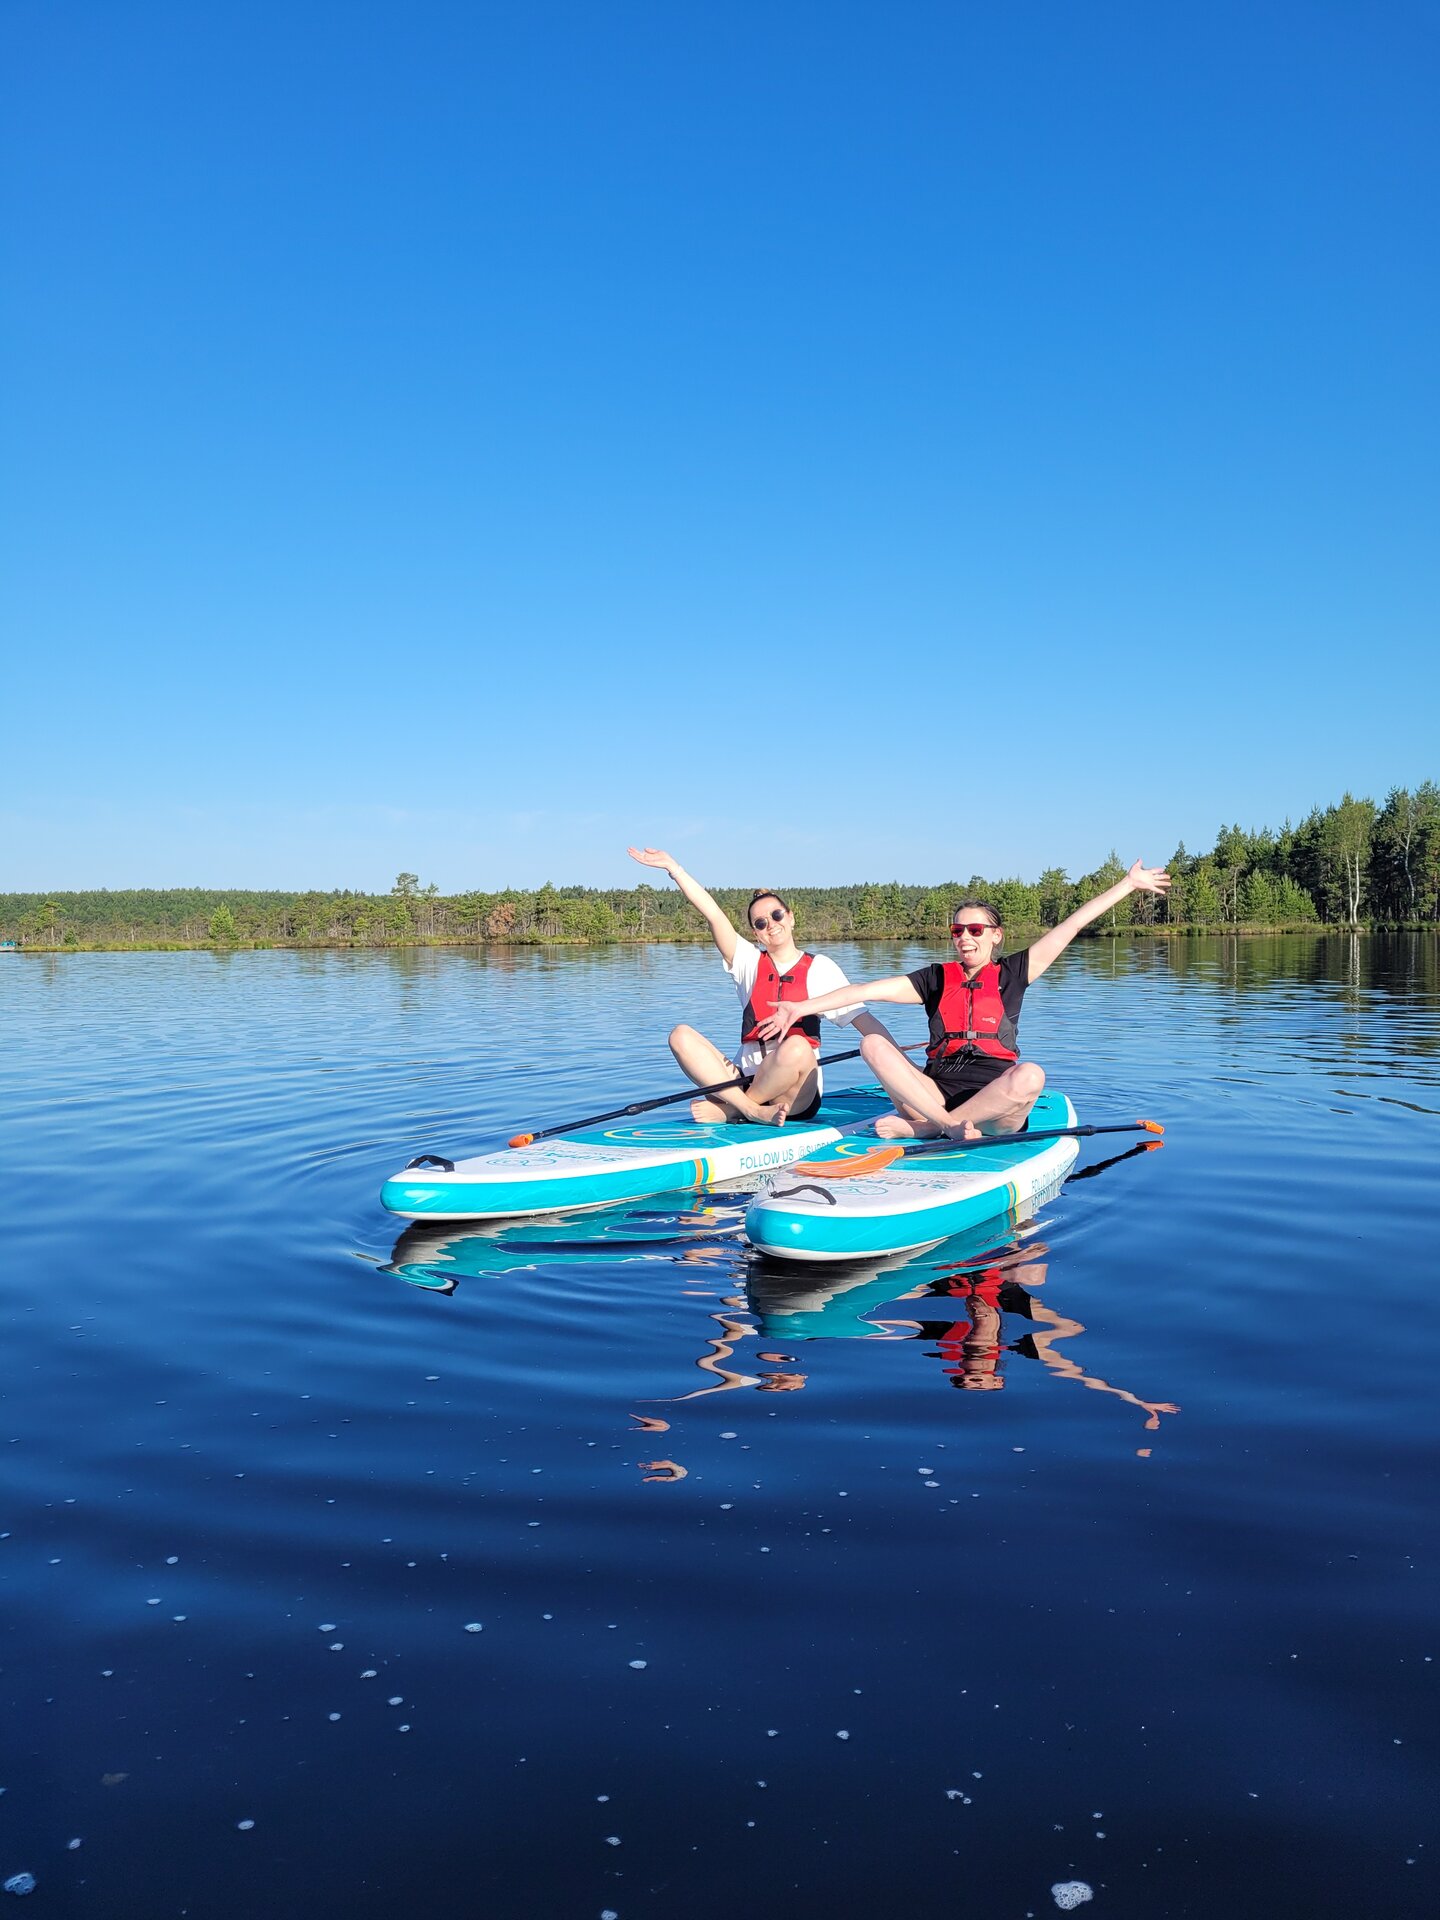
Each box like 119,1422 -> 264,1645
464,1622 -> 483,1633
3,1874 -> 36,1895
1051,1884 -> 1092,1910
236,1820 -> 255,1831
629,1660 -> 647,1670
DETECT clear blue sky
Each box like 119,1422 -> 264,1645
4,0 -> 1436,892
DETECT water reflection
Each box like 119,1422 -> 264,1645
381,1140 -> 1178,1446
381,1204 -> 727,1291
748,1214 -> 1178,1445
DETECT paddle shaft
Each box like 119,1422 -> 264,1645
509,1041 -> 929,1147
875,1119 -> 1162,1157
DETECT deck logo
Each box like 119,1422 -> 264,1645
737,1143 -> 799,1174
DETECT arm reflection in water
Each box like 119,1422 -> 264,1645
666,1302 -> 809,1401
638,1237 -> 809,1434
870,1232 -> 1180,1442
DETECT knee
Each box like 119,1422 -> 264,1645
776,1037 -> 813,1079
669,1023 -> 698,1051
860,1030 -> 890,1066
1012,1060 -> 1046,1099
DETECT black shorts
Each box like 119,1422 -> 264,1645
924,1056 -> 1010,1107
738,1072 -> 823,1123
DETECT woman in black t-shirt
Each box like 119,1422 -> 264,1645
757,859 -> 1170,1141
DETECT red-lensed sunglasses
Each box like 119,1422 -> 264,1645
752,907 -> 788,931
951,922 -> 996,937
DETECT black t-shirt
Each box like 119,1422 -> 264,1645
907,949 -> 1030,1090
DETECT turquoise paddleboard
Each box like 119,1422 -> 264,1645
744,1090 -> 1080,1262
381,1086 -> 893,1222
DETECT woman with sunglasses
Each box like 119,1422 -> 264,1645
626,846 -> 891,1126
757,859 -> 1171,1141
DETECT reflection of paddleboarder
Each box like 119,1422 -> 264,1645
884,1254 -> 1179,1432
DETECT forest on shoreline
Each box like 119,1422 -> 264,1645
4,786 -> 1438,951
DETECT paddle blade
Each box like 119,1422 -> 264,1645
507,1132 -> 535,1148
1140,1120 -> 1164,1134
789,1145 -> 904,1181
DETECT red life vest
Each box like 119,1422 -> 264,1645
741,952 -> 822,1051
925,961 -> 1019,1066
935,1268 -> 1007,1385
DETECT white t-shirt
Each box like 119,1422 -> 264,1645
724,943 -> 862,1079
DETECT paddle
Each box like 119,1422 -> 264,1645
506,1041 -> 930,1147
788,1119 -> 1164,1181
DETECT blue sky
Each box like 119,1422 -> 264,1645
4,0 -> 1436,892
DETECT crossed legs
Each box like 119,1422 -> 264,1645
668,1024 -> 818,1125
859,1030 -> 1045,1141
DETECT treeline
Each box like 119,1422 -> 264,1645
4,785 -> 1438,950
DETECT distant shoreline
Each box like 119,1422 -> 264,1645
5,923 -> 1431,955
7,778 -> 1438,946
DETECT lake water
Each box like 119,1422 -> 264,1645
2,937 -> 1437,1918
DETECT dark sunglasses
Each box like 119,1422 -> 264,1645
951,921 -> 996,937
752,907 -> 788,930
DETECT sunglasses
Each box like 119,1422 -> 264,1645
951,922 -> 997,937
751,907 -> 788,931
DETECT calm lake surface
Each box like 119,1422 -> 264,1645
3,937 -> 1438,1918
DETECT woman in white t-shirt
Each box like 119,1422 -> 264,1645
626,847 -> 891,1126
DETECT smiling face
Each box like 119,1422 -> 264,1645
949,902 -> 1003,973
748,892 -> 795,953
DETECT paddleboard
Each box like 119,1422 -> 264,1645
380,1086 -> 893,1221
744,1090 -> 1081,1262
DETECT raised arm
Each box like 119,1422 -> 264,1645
755,974 -> 923,1041
1024,858 -> 1171,982
626,846 -> 739,965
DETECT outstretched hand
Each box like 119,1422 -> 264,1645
755,1003 -> 800,1043
1128,859 -> 1172,896
627,846 -> 675,873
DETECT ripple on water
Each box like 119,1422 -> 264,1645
2,941 -> 1438,1918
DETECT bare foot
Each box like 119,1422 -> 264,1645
691,1097 -> 728,1122
875,1113 -> 918,1139
943,1117 -> 983,1143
